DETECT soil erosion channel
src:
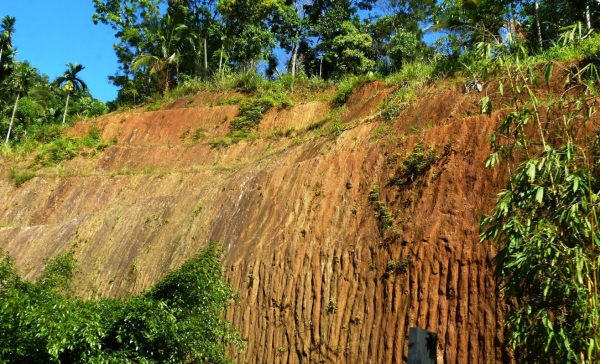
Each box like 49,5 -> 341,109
1,82 -> 510,363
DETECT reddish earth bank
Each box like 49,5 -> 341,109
0,82 -> 521,363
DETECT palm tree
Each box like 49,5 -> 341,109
5,63 -> 33,144
131,15 -> 194,94
0,16 -> 16,67
55,63 -> 87,124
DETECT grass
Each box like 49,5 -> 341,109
9,168 -> 36,187
331,75 -> 375,108
33,126 -> 116,167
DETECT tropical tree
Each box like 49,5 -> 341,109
131,15 -> 194,94
55,63 -> 87,124
0,16 -> 16,67
325,21 -> 375,77
5,62 -> 33,144
217,0 -> 279,71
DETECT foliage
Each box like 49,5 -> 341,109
479,35 -> 600,363
34,126 -> 114,166
325,21 -> 375,77
331,75 -> 372,108
8,168 -> 36,187
0,243 -> 243,363
390,140 -> 438,186
229,97 -> 274,134
368,185 -> 398,233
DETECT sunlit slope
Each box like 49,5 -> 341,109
1,82 -> 513,363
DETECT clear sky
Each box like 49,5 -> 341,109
3,1 -> 120,102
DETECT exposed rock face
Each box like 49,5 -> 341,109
0,84 -> 510,363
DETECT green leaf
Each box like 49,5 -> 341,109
544,62 -> 554,85
527,163 -> 536,183
536,186 -> 544,203
480,96 -> 492,117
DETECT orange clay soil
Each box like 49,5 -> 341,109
2,77 -> 594,363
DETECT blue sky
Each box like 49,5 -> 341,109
3,1 -> 119,102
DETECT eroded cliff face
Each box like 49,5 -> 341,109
0,82 -> 509,363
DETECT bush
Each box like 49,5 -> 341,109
331,75 -> 373,108
232,71 -> 264,93
34,127 -> 114,166
229,97 -> 275,133
0,243 -> 243,363
390,140 -> 438,186
8,168 -> 36,187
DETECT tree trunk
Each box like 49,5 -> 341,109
535,0 -> 543,47
218,44 -> 224,75
319,57 -> 323,78
62,92 -> 70,124
0,47 -> 3,67
204,38 -> 208,77
586,1 -> 592,29
291,41 -> 298,78
5,93 -> 20,144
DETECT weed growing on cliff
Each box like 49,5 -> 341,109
8,168 -> 36,187
390,140 -> 438,186
179,126 -> 208,144
327,298 -> 338,314
34,126 -> 114,166
217,96 -> 244,106
0,243 -> 243,363
369,185 -> 399,234
331,75 -> 374,108
370,124 -> 392,140
384,254 -> 414,277
210,97 -> 275,147
230,98 -> 274,133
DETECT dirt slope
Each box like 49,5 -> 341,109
0,83 -> 509,363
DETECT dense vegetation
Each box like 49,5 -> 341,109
88,0 -> 600,108
0,243 -> 243,363
474,29 -> 600,362
1,0 -> 600,363
0,15 -> 108,147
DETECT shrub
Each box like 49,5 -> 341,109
390,140 -> 438,186
34,127 -> 114,166
0,243 -> 243,363
232,71 -> 264,93
8,168 -> 36,187
331,75 -> 372,108
229,97 -> 275,134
